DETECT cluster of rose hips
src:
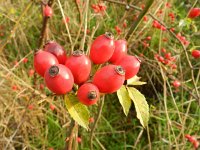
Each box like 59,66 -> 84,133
168,12 -> 175,22
114,20 -> 127,35
152,20 -> 166,31
91,2 -> 106,14
34,32 -> 141,106
154,48 -> 177,70
176,33 -> 190,47
154,49 -> 181,90
185,134 -> 199,149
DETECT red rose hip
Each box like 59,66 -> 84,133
188,8 -> 200,18
114,55 -> 141,80
109,39 -> 127,63
77,83 -> 99,106
172,80 -> 181,88
65,50 -> 91,85
164,52 -> 171,60
44,41 -> 67,64
90,32 -> 115,64
191,50 -> 200,59
44,64 -> 74,94
93,65 -> 125,93
43,5 -> 53,17
34,50 -> 59,77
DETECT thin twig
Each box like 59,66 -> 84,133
94,135 -> 106,150
57,0 -> 73,54
73,123 -> 79,150
125,0 -> 154,41
71,1 -> 84,52
35,0 -> 55,97
146,125 -> 152,150
38,0 -> 54,48
90,95 -> 105,150
74,0 -> 83,23
66,120 -> 78,150
86,22 -> 100,55
80,0 -> 89,50
134,129 -> 143,147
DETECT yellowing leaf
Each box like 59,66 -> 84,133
64,94 -> 90,130
117,85 -> 132,116
127,76 -> 146,86
127,87 -> 149,128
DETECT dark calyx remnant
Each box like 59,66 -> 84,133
88,91 -> 97,100
49,65 -> 59,77
72,50 -> 84,57
115,66 -> 125,75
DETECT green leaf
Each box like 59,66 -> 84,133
127,87 -> 149,128
127,76 -> 146,86
64,94 -> 90,130
117,85 -> 132,116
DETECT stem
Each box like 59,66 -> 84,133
74,0 -> 83,23
125,0 -> 154,41
65,121 -> 78,150
86,21 -> 100,55
35,0 -> 54,91
71,0 -> 84,52
73,124 -> 79,150
57,0 -> 73,54
80,0 -> 89,50
90,95 -> 105,150
38,0 -> 54,48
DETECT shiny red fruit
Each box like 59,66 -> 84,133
109,40 -> 127,63
191,50 -> 200,59
165,52 -> 171,60
77,83 -> 99,105
161,48 -> 166,53
44,41 -> 67,64
146,36 -> 151,41
22,58 -> 28,63
28,104 -> 34,110
40,83 -> 45,90
114,55 -> 141,80
93,65 -> 125,93
90,32 -> 115,64
158,56 -> 164,63
172,80 -> 181,88
193,141 -> 199,149
188,8 -> 200,18
65,50 -> 91,85
44,64 -> 74,94
76,137 -> 82,143
29,69 -> 35,77
34,50 -> 58,77
12,85 -> 18,91
89,117 -> 94,123
43,5 -> 53,17
50,104 -> 55,111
